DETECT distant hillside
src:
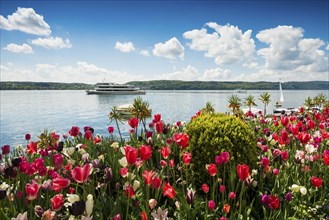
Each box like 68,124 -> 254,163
0,80 -> 328,90
0,81 -> 94,90
128,80 -> 329,90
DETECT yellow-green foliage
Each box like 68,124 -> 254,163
186,113 -> 256,186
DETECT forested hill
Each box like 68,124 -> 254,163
0,81 -> 94,90
128,80 -> 329,90
0,80 -> 328,90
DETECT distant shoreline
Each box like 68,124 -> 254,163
0,80 -> 328,90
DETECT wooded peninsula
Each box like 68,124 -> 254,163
0,80 -> 328,90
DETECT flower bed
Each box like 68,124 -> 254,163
0,108 -> 328,219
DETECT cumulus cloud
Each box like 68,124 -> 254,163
153,37 -> 184,60
3,43 -> 34,54
139,50 -> 150,56
115,41 -> 135,53
256,25 -> 328,72
200,68 -> 231,80
183,22 -> 255,66
0,62 -> 144,84
0,7 -> 51,36
326,43 -> 329,51
31,37 -> 72,49
157,65 -> 231,81
158,65 -> 198,80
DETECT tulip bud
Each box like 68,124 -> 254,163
85,194 -> 94,217
149,199 -> 157,209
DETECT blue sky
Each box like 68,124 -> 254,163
1,0 -> 328,84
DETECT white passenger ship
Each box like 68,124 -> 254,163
86,83 -> 146,95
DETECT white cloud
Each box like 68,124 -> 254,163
200,68 -> 231,80
159,65 -> 198,80
183,22 -> 255,66
326,43 -> 329,51
0,7 -> 51,36
256,25 -> 328,72
0,62 -> 144,84
115,41 -> 135,53
153,37 -> 184,60
3,43 -> 34,54
157,65 -> 231,81
139,50 -> 150,56
31,37 -> 72,49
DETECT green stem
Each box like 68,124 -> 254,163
115,119 -> 123,144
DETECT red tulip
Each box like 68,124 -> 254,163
141,211 -> 148,220
208,200 -> 215,210
26,142 -> 38,154
229,192 -> 236,199
311,176 -> 323,188
221,152 -> 230,163
1,145 -> 10,155
237,164 -> 250,181
124,145 -> 138,165
202,183 -> 209,193
108,126 -> 114,134
183,152 -> 192,165
155,122 -> 163,134
51,193 -> 64,211
125,185 -> 135,198
323,152 -> 329,166
298,132 -> 311,144
261,157 -> 270,167
128,117 -> 139,129
161,146 -> 170,159
162,182 -> 176,199
142,170 -> 155,185
84,130 -> 93,140
93,136 -> 102,144
25,133 -> 31,141
33,158 -> 45,169
153,114 -> 161,123
152,177 -> 162,189
140,145 -> 152,161
51,177 -> 70,192
53,154 -> 63,166
173,133 -> 189,149
69,126 -> 80,137
120,168 -> 128,178
25,180 -> 40,200
281,151 -> 289,161
71,163 -> 92,183
206,164 -> 217,176
280,117 -> 289,126
268,195 -> 280,209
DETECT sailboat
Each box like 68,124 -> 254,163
275,81 -> 284,108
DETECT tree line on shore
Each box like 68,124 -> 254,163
0,80 -> 328,90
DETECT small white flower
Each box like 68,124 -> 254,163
85,194 -> 94,217
300,186 -> 307,195
66,194 -> 80,204
67,147 -> 76,156
289,184 -> 300,193
111,142 -> 119,149
98,155 -> 104,162
251,169 -> 258,176
133,180 -> 140,191
305,144 -> 316,154
118,157 -> 128,167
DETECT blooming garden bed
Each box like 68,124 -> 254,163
0,107 -> 328,219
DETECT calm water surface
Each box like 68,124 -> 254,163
1,90 -> 328,147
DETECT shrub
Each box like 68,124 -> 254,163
186,113 -> 257,186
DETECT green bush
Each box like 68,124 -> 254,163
186,113 -> 257,186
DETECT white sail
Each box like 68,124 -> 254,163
279,81 -> 284,103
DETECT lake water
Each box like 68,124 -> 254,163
1,89 -> 328,148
